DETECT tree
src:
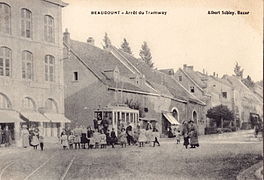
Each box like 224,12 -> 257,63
242,75 -> 255,88
103,32 -> 111,49
234,62 -> 244,78
124,99 -> 145,118
120,38 -> 132,54
139,41 -> 153,68
206,105 -> 234,128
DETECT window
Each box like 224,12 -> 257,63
73,71 -> 78,81
22,97 -> 35,110
190,86 -> 195,93
44,55 -> 55,82
22,51 -> 33,80
0,3 -> 11,34
21,8 -> 32,38
213,84 -> 216,87
44,15 -> 54,43
222,92 -> 227,98
179,76 -> 182,81
45,98 -> 58,113
0,47 -> 11,77
0,93 -> 11,109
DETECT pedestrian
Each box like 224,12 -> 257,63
126,123 -> 134,145
3,126 -> 12,147
39,135 -> 44,151
188,120 -> 199,148
99,130 -> 107,148
68,132 -> 75,150
93,129 -> 101,149
119,128 -> 127,148
61,131 -> 68,150
175,130 -> 181,144
254,123 -> 260,138
31,132 -> 39,150
110,128 -> 117,148
152,127 -> 160,147
182,121 -> 189,149
73,126 -> 81,149
21,125 -> 30,148
105,129 -> 111,146
80,125 -> 88,149
138,127 -> 147,147
87,126 -> 93,148
146,124 -> 153,145
89,132 -> 95,149
0,125 -> 3,147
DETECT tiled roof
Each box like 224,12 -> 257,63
68,40 -> 134,79
181,68 -> 207,89
118,50 -> 205,105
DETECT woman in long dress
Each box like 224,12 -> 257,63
182,121 -> 189,149
188,121 -> 199,148
21,125 -> 30,148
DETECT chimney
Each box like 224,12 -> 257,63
216,74 -> 218,78
183,64 -> 187,70
183,64 -> 193,71
213,72 -> 215,77
203,69 -> 205,74
63,28 -> 70,45
87,37 -> 95,46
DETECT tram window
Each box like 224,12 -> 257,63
122,112 -> 125,121
97,112 -> 102,120
126,113 -> 129,122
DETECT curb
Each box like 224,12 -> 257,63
237,161 -> 263,180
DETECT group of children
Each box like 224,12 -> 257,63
60,124 -> 161,150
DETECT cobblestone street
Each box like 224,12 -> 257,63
0,130 -> 262,180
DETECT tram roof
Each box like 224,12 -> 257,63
94,105 -> 139,113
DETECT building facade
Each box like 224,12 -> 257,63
0,0 -> 69,146
63,31 -> 206,136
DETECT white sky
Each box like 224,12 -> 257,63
62,0 -> 263,81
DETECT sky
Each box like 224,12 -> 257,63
62,0 -> 263,81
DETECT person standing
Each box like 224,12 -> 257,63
110,128 -> 117,148
119,128 -> 127,148
21,125 -> 30,148
61,131 -> 68,150
87,126 -> 93,148
152,127 -> 160,147
80,125 -> 88,149
126,123 -> 134,145
188,120 -> 199,148
73,126 -> 81,149
138,127 -> 147,147
182,121 -> 189,149
31,132 -> 40,150
39,136 -> 44,151
3,126 -> 12,147
0,125 -> 3,147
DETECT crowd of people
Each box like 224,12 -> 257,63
21,124 -> 44,150
0,125 -> 12,147
59,121 -> 161,150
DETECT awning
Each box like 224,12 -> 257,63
0,110 -> 24,123
20,111 -> 51,122
44,113 -> 71,123
163,113 -> 180,125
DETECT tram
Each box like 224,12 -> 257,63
93,104 -> 139,136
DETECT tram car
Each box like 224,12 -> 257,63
93,104 -> 140,136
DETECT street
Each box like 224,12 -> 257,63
0,130 -> 262,180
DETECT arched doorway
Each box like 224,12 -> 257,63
171,107 -> 179,121
192,110 -> 198,124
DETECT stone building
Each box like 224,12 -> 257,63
175,65 -> 263,129
63,31 -> 206,136
0,0 -> 70,146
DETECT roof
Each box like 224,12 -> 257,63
179,68 -> 207,90
117,50 -> 205,105
42,0 -> 68,7
68,40 -> 135,80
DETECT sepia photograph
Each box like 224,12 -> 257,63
0,0 -> 263,179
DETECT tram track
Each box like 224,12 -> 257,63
0,161 -> 14,180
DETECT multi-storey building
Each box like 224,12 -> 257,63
0,0 -> 69,146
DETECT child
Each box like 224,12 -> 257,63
176,130 -> 181,144
138,128 -> 147,147
68,132 -> 75,149
39,136 -> 44,151
99,131 -> 107,149
61,132 -> 68,150
93,129 -> 100,149
31,132 -> 39,150
119,128 -> 127,148
152,128 -> 160,147
89,133 -> 95,149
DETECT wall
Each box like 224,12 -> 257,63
0,0 -> 65,113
